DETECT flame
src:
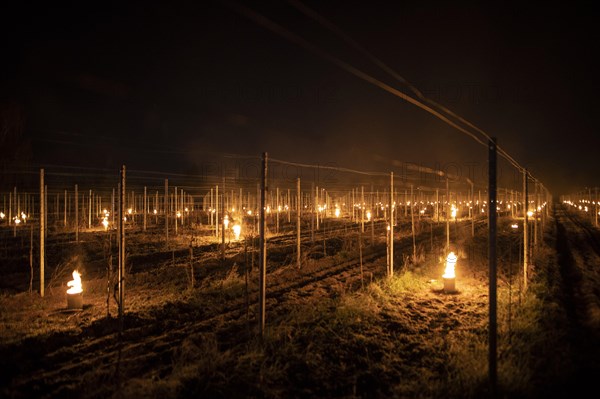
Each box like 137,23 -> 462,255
67,270 -> 83,294
223,215 -> 230,229
443,252 -> 457,279
232,224 -> 241,240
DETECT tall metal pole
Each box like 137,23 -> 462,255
446,178 -> 450,250
221,180 -> 225,258
411,184 -> 416,262
40,169 -> 45,297
174,186 -> 178,236
164,179 -> 169,244
311,183 -> 315,242
297,177 -> 301,269
88,189 -> 92,229
523,169 -> 528,292
470,181 -> 475,237
594,187 -> 598,227
488,138 -> 498,398
315,185 -> 319,230
389,172 -> 394,278
111,188 -> 115,227
287,188 -> 291,224
436,188 -> 439,223
259,152 -> 268,337
143,186 -> 147,231
216,185 -> 219,239
118,165 -> 126,324
64,189 -> 67,227
361,186 -> 365,233
534,182 -> 539,253
75,184 -> 79,242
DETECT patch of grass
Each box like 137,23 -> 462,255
201,263 -> 248,299
384,271 -> 429,294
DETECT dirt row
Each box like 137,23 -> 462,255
550,205 -> 600,397
1,216 -> 490,398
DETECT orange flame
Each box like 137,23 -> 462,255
67,270 -> 83,294
443,252 -> 457,279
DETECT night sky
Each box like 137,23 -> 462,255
1,1 -> 598,194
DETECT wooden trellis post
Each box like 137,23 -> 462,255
118,165 -> 126,327
259,152 -> 268,337
40,169 -> 45,297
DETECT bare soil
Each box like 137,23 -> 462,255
1,207 -> 599,398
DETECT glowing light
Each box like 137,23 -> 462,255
527,211 -> 534,217
451,205 -> 457,219
232,224 -> 242,240
443,252 -> 457,279
247,210 -> 252,216
176,211 -> 181,218
224,215 -> 230,229
366,211 -> 372,221
511,223 -> 518,229
0,212 -> 4,219
102,217 -> 109,230
14,217 -> 21,225
335,208 -> 340,218
185,207 -> 189,212
66,270 -> 83,295
127,208 -> 133,215
153,209 -> 157,214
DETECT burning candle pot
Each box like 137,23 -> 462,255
66,270 -> 83,310
443,252 -> 457,293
